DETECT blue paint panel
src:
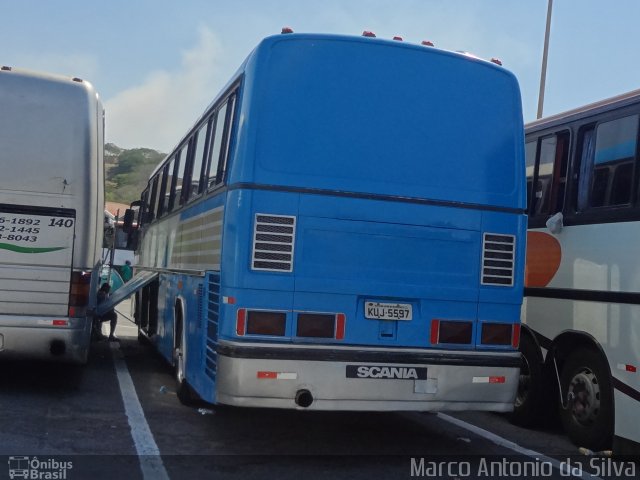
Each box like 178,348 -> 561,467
221,189 -> 298,292
231,35 -> 524,210
186,272 -> 220,403
179,192 -> 226,221
217,287 -> 294,342
155,273 -> 174,364
295,214 -> 480,300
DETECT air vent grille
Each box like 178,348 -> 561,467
481,233 -> 515,286
251,214 -> 296,272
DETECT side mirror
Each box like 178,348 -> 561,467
546,212 -> 563,234
123,209 -> 135,233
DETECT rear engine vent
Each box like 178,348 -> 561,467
251,214 -> 296,272
481,233 -> 515,286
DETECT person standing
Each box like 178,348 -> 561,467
120,260 -> 133,283
94,283 -> 118,341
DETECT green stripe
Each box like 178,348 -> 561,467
0,243 -> 67,254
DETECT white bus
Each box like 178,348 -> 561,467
0,66 -> 104,363
516,89 -> 640,454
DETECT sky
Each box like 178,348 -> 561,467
2,0 -> 640,153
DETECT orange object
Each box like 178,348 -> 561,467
525,231 -> 562,287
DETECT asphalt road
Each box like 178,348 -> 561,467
0,304 -> 634,480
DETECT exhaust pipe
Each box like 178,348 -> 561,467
50,340 -> 66,356
295,389 -> 314,408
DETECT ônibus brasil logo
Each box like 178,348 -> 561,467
8,456 -> 72,479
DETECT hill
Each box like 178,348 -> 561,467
105,143 -> 165,204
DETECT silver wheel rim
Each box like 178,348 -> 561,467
568,368 -> 601,426
515,355 -> 531,408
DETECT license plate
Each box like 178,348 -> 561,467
364,301 -> 412,321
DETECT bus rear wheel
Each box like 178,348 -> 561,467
174,304 -> 199,406
509,334 -> 545,427
559,348 -> 613,451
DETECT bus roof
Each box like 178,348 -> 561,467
152,32 -> 515,178
0,65 -> 99,97
237,33 -> 525,210
150,32 -> 525,210
526,88 -> 640,133
0,66 -> 102,198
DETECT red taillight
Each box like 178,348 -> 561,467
362,30 -> 376,38
236,309 -> 246,336
53,320 -> 68,326
297,313 -> 334,338
295,313 -> 345,340
335,313 -> 345,340
421,40 -> 435,47
393,36 -> 403,41
430,319 -> 440,344
481,323 -> 513,346
246,311 -> 286,336
430,320 -> 473,344
512,324 -> 521,348
69,270 -> 91,316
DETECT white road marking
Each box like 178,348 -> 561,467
110,343 -> 170,480
435,413 -> 604,480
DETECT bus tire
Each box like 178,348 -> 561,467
137,328 -> 151,346
509,333 -> 545,427
559,347 -> 614,451
174,305 -> 200,406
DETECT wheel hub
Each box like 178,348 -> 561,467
515,355 -> 531,408
568,369 -> 600,426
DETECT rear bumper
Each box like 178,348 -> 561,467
215,341 -> 521,411
0,315 -> 91,363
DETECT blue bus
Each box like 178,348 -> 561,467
127,32 -> 526,410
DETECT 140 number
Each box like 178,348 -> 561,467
48,218 -> 74,228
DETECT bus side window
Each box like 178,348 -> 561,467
574,126 -> 595,211
163,158 -> 176,213
180,138 -> 196,205
139,189 -> 150,225
533,136 -> 556,216
206,103 -> 228,190
531,131 -> 569,217
217,94 -> 237,184
550,131 -> 570,214
156,164 -> 169,218
189,120 -> 211,201
172,148 -> 186,211
525,140 -> 537,213
593,115 -> 638,207
575,116 -> 638,210
148,176 -> 159,222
